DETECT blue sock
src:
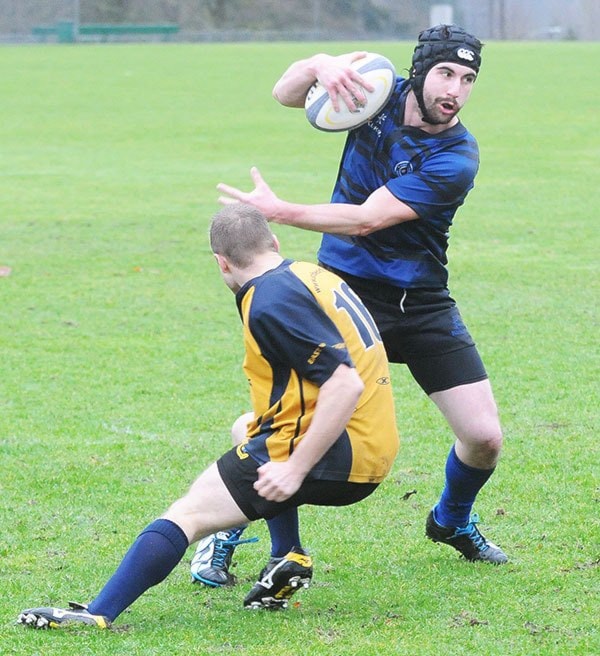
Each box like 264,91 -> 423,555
267,508 -> 300,558
87,518 -> 189,622
434,446 -> 495,528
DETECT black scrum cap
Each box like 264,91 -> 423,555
409,24 -> 483,123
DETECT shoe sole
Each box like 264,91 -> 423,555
18,611 -> 109,629
191,574 -> 235,587
427,531 -> 508,564
244,575 -> 311,610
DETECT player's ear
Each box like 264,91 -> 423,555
214,253 -> 231,273
271,234 -> 281,253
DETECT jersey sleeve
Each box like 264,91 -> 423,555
248,281 -> 354,386
385,144 -> 479,221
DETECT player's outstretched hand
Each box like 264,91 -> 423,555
217,167 -> 281,220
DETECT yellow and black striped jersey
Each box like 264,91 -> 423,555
236,259 -> 399,484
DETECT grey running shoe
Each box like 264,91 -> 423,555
17,601 -> 110,629
426,511 -> 508,564
191,527 -> 258,587
244,547 -> 313,610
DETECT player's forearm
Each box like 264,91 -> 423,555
272,54 -> 330,107
270,186 -> 418,236
287,365 -> 364,476
271,198 -> 374,236
218,169 -> 418,235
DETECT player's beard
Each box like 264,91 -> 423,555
421,94 -> 461,125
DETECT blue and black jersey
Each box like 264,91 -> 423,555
318,77 -> 479,289
236,259 -> 398,483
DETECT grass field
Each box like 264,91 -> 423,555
0,39 -> 598,655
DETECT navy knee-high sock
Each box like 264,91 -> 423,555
434,446 -> 495,528
267,507 -> 300,558
87,518 -> 189,622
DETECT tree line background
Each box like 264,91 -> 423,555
0,0 -> 422,38
0,0 -> 598,40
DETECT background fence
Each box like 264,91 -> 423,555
1,0 -> 598,43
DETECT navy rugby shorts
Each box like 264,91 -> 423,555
321,265 -> 488,395
217,446 -> 379,521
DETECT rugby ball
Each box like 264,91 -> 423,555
305,53 -> 396,132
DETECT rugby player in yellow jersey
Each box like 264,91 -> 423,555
18,204 -> 399,629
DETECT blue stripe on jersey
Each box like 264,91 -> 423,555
317,77 -> 480,289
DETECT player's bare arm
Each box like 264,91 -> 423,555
217,167 -> 419,236
253,364 -> 364,503
273,51 -> 375,113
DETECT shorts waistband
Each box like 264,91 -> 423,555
319,263 -> 449,305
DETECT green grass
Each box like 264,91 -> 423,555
0,41 -> 598,655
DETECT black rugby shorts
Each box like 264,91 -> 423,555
217,446 -> 379,521
321,266 -> 488,395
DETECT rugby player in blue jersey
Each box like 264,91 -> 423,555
215,25 -> 508,567
18,204 -> 399,628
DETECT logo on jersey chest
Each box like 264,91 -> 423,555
394,161 -> 414,176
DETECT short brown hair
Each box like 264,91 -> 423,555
209,204 -> 276,268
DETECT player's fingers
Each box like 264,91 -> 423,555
254,466 -> 284,500
253,466 -> 269,489
217,196 -> 240,206
345,68 -> 374,95
335,85 -> 363,111
254,477 -> 277,500
346,52 -> 374,92
354,75 -> 374,94
327,89 -> 341,113
216,182 -> 241,196
257,487 -> 278,502
331,72 -> 371,108
349,50 -> 368,63
250,166 -> 270,192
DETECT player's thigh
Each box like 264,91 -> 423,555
406,344 -> 488,394
163,462 -> 250,544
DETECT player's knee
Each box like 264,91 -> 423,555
481,427 -> 503,456
231,411 -> 253,446
458,416 -> 503,455
162,496 -> 198,542
470,422 -> 503,456
164,494 -> 193,521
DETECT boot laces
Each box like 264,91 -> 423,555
212,529 -> 258,569
454,513 -> 488,553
